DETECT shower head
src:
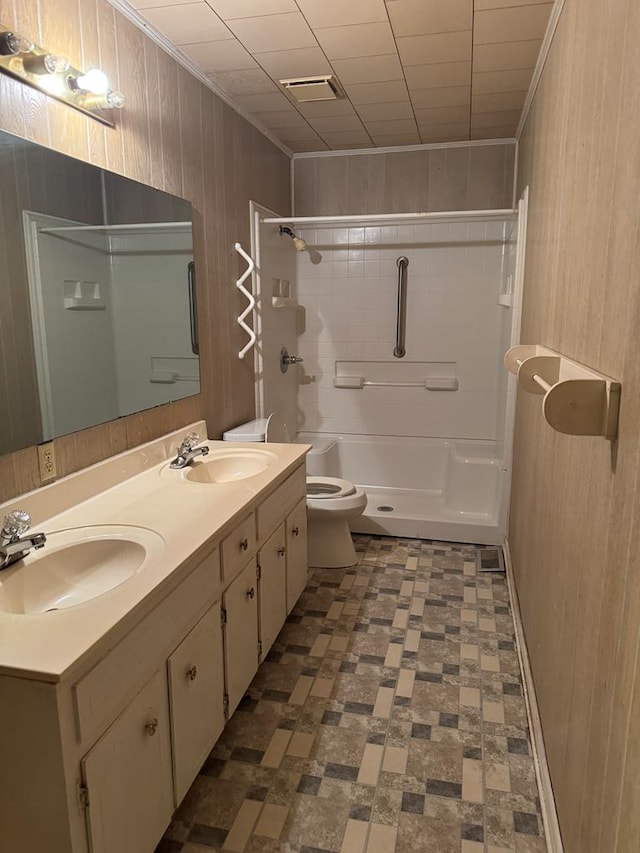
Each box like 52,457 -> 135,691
279,225 -> 307,252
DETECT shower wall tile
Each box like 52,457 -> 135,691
296,220 -> 511,440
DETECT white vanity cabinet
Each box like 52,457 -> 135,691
0,449 -> 309,853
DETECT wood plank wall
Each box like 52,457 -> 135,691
0,0 -> 291,502
513,0 -> 640,850
293,142 -> 515,215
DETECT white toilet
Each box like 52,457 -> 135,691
223,414 -> 367,568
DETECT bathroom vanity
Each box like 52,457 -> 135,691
0,422 -> 308,853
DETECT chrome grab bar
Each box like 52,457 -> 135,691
187,261 -> 199,355
394,256 -> 409,358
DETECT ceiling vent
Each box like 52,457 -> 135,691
279,75 -> 344,103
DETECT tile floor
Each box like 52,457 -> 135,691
158,535 -> 546,853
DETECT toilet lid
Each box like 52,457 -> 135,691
306,476 -> 356,499
265,412 -> 291,443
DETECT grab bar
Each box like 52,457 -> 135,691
394,256 -> 409,358
187,261 -> 199,355
234,242 -> 256,360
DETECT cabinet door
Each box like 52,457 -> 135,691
258,524 -> 287,661
82,668 -> 173,853
286,498 -> 309,613
168,603 -> 225,805
223,559 -> 259,716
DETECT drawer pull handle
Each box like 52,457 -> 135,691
247,587 -> 255,600
292,526 -> 299,537
145,718 -> 159,737
186,665 -> 198,682
239,538 -> 249,551
278,546 -> 286,557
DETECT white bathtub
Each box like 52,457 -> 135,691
298,432 -> 506,545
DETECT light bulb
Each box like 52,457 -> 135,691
22,53 -> 70,75
75,68 -> 109,95
80,89 -> 125,110
0,31 -> 34,56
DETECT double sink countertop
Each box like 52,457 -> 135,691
0,420 -> 308,683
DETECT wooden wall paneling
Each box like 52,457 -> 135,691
80,0 -> 107,169
156,46 -> 182,198
143,38 -> 162,190
96,0 -> 125,176
115,13 -> 151,187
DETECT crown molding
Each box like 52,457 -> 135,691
292,138 -> 517,160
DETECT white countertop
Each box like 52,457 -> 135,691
0,422 -> 308,683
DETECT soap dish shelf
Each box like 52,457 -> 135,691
504,345 -> 621,439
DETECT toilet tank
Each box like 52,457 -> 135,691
304,438 -> 340,478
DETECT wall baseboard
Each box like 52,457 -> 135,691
503,538 -> 564,853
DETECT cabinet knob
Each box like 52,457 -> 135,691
246,587 -> 255,599
291,526 -> 299,537
144,718 -> 159,737
278,546 -> 286,557
186,665 -> 198,682
239,537 -> 249,551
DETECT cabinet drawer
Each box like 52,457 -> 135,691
168,603 -> 225,805
74,548 -> 220,747
257,464 -> 306,541
220,512 -> 256,583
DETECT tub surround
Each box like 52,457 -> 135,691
0,421 -> 307,681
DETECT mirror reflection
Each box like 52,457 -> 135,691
0,129 -> 199,457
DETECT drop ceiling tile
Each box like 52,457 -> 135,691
307,115 -> 366,132
314,21 -> 396,59
414,105 -> 470,124
474,0 -> 553,10
186,40 -> 258,72
473,67 -> 535,94
213,68 -> 279,95
288,140 -> 329,151
131,0 -> 200,8
370,133 -> 422,146
226,12 -> 317,53
296,100 -> 359,117
396,30 -> 472,66
472,90 -> 527,112
474,5 -> 553,45
320,130 -> 373,146
471,125 -> 518,139
471,109 -> 522,128
255,47 -> 333,78
405,61 -> 471,90
345,80 -> 410,105
421,125 -> 470,142
277,126 -> 326,142
206,0 -> 298,19
356,101 -> 415,121
386,0 -> 472,37
364,118 -> 419,135
330,55 -> 404,85
296,0 -> 388,28
473,39 -> 542,71
411,85 -> 470,109
257,109 -> 310,128
142,3 -> 233,45
233,90 -> 293,112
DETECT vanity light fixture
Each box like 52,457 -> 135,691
0,21 -> 125,127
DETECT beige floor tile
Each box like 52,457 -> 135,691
253,803 -> 288,839
330,635 -> 350,652
382,745 -> 408,774
486,762 -> 511,792
481,654 -> 501,672
344,602 -> 361,616
223,799 -> 262,851
463,560 -> 476,576
463,587 -> 477,604
385,642 -> 403,668
289,674 -> 314,705
404,629 -> 421,653
357,742 -> 385,785
400,580 -> 414,596
414,580 -> 429,593
309,634 -> 331,657
354,575 -> 370,586
462,841 -> 485,852
327,601 -> 345,620
287,731 -> 315,758
340,574 -> 356,590
341,818 -> 369,853
477,586 -> 493,599
461,643 -> 480,660
405,556 -> 418,571
460,686 -> 481,707
261,729 -> 293,768
461,608 -> 478,623
373,686 -> 395,718
483,700 -> 505,724
409,597 -> 425,617
367,822 -> 397,852
392,609 -> 409,630
396,669 -> 415,698
311,676 -> 334,698
479,616 -> 497,632
462,758 -> 484,803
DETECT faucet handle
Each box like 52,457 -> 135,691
2,510 -> 31,539
180,432 -> 200,451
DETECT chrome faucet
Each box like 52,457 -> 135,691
169,432 -> 210,469
0,510 -> 47,570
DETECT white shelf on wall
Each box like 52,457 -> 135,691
271,297 -> 298,309
505,345 -> 621,439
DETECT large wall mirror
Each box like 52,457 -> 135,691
0,129 -> 199,457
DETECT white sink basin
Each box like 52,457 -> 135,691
164,448 -> 277,484
0,525 -> 164,616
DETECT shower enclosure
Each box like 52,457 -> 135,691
249,196 -> 527,546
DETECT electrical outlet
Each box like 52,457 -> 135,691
37,441 -> 57,482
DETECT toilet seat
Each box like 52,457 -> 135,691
306,476 -> 356,499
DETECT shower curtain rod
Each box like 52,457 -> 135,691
262,209 -> 517,226
39,221 -> 192,234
